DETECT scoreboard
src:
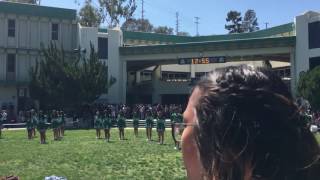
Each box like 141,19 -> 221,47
178,56 -> 226,65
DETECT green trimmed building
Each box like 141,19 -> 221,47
85,11 -> 319,105
0,1 -> 320,116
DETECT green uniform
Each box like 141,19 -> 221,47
117,116 -> 126,128
103,116 -> 112,129
145,116 -> 154,128
94,116 -> 102,129
1,113 -> 7,125
61,115 -> 65,125
26,119 -> 33,130
133,116 -> 139,128
171,113 -> 183,123
176,113 -> 183,123
301,113 -> 312,128
57,115 -> 63,127
156,118 -> 166,132
37,116 -> 49,131
52,118 -> 59,129
31,115 -> 38,128
0,117 -> 3,129
170,113 -> 177,123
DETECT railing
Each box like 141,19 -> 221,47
2,119 -> 173,129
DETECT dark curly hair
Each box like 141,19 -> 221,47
194,65 -> 320,180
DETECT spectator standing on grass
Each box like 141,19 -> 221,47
145,110 -> 154,141
132,110 -> 139,137
26,111 -> 33,140
52,110 -> 60,141
111,105 -> 116,121
139,104 -> 145,120
30,109 -> 37,138
94,111 -> 102,139
117,110 -> 126,140
181,65 -> 320,180
0,111 -> 3,139
60,111 -> 65,137
56,111 -> 62,139
102,110 -> 112,142
156,110 -> 166,145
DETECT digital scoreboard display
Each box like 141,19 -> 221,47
178,56 -> 226,65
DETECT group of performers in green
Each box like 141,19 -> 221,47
93,108 -> 183,146
94,110 -> 113,142
25,109 -> 65,144
1,106 -> 183,148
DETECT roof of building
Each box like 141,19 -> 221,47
0,1 -> 76,20
120,22 -> 295,45
120,36 -> 296,56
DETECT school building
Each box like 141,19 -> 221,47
0,1 -> 319,117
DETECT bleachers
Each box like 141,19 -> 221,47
125,119 -> 172,128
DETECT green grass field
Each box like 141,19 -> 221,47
0,129 -> 186,180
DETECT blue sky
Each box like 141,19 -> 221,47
41,0 -> 320,36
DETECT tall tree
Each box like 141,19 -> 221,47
79,0 -> 102,27
98,0 -> 137,28
121,18 -> 153,32
4,0 -> 40,4
242,9 -> 259,32
153,26 -> 174,35
297,66 -> 320,111
225,11 -> 244,34
29,43 -> 113,110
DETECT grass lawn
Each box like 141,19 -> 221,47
0,129 -> 186,180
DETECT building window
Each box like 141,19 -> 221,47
7,54 -> 15,73
98,37 -> 108,59
8,19 -> 15,37
309,21 -> 320,49
51,23 -> 59,40
309,57 -> 320,70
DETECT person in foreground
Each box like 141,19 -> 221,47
181,65 -> 320,180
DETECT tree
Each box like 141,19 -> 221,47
242,9 -> 259,32
225,10 -> 244,34
29,43 -> 113,110
79,0 -> 102,27
98,0 -> 137,28
121,18 -> 153,32
4,0 -> 40,4
153,26 -> 174,35
297,66 -> 320,110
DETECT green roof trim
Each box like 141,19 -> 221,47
124,31 -> 192,43
98,28 -> 108,33
0,1 -> 76,20
120,36 -> 296,55
123,23 -> 295,44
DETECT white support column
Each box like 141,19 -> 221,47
136,71 -> 141,83
152,65 -> 161,104
290,49 -> 296,97
190,64 -> 195,78
107,27 -> 123,104
122,61 -> 127,104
